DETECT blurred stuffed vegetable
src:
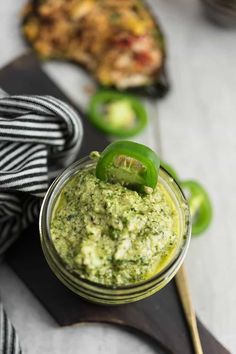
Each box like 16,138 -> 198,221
22,0 -> 169,97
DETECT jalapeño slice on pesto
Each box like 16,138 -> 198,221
181,180 -> 212,236
96,141 -> 160,191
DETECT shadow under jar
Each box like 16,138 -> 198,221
40,156 -> 191,305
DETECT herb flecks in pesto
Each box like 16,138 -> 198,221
51,167 -> 179,286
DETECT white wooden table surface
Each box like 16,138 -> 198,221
0,0 -> 235,353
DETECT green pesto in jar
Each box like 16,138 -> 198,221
50,167 -> 180,286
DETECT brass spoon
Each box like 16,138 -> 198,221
175,265 -> 204,354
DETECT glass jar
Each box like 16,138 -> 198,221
39,156 -> 191,305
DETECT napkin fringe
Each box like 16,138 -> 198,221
0,303 -> 22,354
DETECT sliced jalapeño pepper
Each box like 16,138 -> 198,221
96,141 -> 160,191
88,90 -> 148,138
181,180 -> 213,236
160,160 -> 179,182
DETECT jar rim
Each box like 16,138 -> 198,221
39,156 -> 191,292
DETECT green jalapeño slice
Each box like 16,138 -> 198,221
88,90 -> 147,138
181,180 -> 212,236
96,141 -> 160,191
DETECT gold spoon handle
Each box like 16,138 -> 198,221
175,265 -> 203,354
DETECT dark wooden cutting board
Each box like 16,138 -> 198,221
0,53 -> 230,354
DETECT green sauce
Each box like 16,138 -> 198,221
50,167 -> 180,286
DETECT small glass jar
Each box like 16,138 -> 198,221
40,156 -> 191,305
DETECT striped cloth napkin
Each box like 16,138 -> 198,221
0,89 -> 83,353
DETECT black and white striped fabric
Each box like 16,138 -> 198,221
0,303 -> 22,354
0,89 -> 83,353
